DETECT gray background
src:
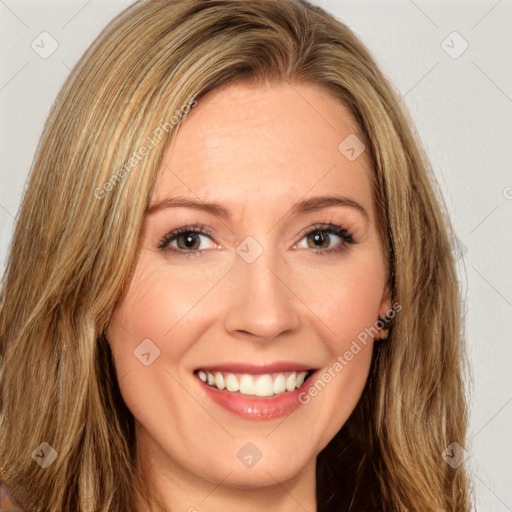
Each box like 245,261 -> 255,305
1,1 -> 511,510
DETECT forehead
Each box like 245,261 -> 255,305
152,81 -> 375,222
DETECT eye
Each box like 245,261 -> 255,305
158,222 -> 355,258
294,223 -> 355,255
158,224 -> 218,257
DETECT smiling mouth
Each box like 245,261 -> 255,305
194,369 -> 315,397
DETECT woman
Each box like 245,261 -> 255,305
0,0 -> 470,510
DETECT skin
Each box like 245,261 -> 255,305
107,81 -> 391,512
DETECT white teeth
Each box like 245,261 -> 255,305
197,370 -> 311,396
239,374 -> 255,395
214,372 -> 225,390
254,375 -> 274,397
285,373 -> 296,392
225,373 -> 239,392
296,371 -> 307,388
273,374 -> 286,394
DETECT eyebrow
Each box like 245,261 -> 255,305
147,195 -> 369,220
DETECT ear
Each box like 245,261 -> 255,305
378,282 -> 392,318
376,282 -> 392,340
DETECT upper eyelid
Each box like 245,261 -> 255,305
300,222 -> 351,235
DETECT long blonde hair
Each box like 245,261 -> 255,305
0,0 -> 470,510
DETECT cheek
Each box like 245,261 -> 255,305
105,254 -> 227,431
105,261 -> 203,437
327,274 -> 382,346
295,258 -> 383,437
296,282 -> 380,452
301,255 -> 386,355
107,257 -> 213,361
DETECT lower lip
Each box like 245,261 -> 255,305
197,372 -> 317,421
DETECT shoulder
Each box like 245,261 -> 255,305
0,481 -> 26,511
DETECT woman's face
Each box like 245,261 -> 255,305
107,82 -> 390,494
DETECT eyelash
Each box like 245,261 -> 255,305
157,222 -> 355,258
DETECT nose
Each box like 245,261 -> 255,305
223,246 -> 301,343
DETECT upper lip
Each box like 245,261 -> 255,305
194,361 -> 317,374
196,361 -> 315,375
